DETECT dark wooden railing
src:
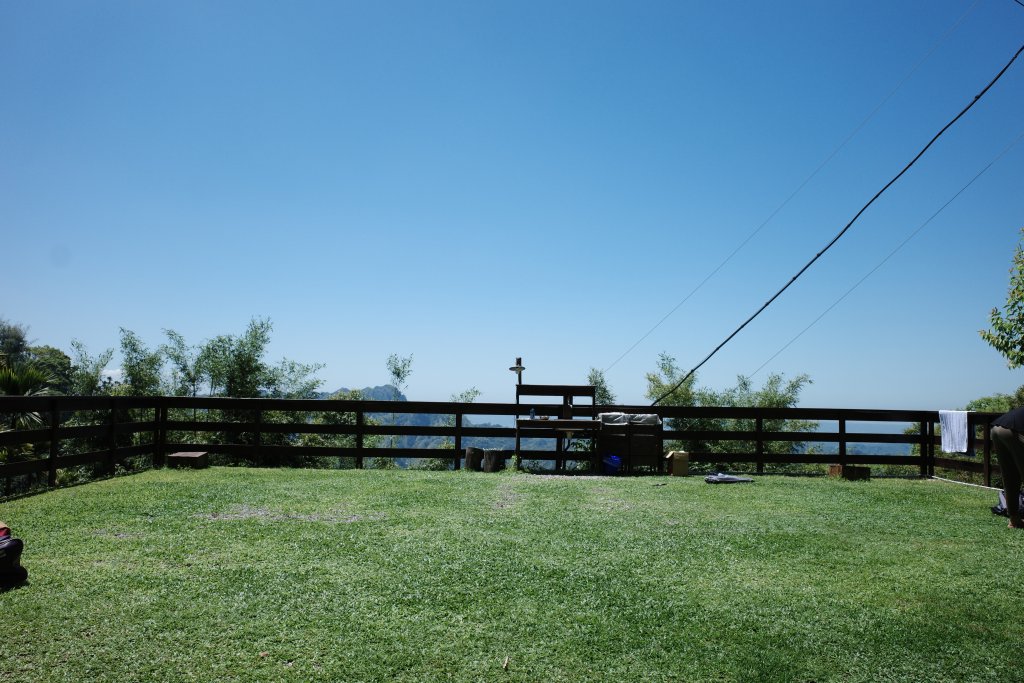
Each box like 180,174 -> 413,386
0,396 -> 1006,494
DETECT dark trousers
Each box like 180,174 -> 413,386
992,425 -> 1024,521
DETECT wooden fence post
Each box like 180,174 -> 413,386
838,418 -> 847,464
255,409 -> 263,467
48,397 -> 59,487
755,417 -> 764,474
921,420 -> 933,478
453,410 -> 463,470
152,401 -> 162,469
356,410 -> 364,469
156,402 -> 167,468
107,398 -> 117,476
930,419 -> 937,477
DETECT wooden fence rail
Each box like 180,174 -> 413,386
0,396 -> 1006,493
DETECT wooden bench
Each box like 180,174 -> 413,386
167,451 -> 209,469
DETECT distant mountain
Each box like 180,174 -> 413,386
800,442 -> 912,457
319,385 -> 404,401
317,385 -> 526,450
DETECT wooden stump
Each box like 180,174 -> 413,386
828,464 -> 870,481
482,450 -> 506,473
465,447 -> 484,472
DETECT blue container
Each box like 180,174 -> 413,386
602,455 -> 621,475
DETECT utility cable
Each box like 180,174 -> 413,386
651,41 -> 1024,406
748,129 -> 1024,379
603,0 -> 981,373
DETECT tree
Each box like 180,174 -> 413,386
643,353 -> 697,408
980,228 -> 1024,368
378,354 -> 413,462
69,340 -> 113,396
644,352 -> 816,471
964,390 -> 1021,414
200,318 -> 274,398
161,330 -> 206,398
187,318 -> 324,466
0,364 -> 56,431
386,353 -> 413,399
586,367 -> 616,406
0,318 -> 30,367
115,328 -> 164,396
26,346 -> 73,395
264,358 -> 324,400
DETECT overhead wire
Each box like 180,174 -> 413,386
603,0 -> 982,374
747,129 -> 1024,379
651,41 -> 1024,406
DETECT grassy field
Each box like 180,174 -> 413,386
1,468 -> 1022,682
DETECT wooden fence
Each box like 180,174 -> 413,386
0,396 -> 1006,493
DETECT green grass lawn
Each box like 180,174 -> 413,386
1,468 -> 1022,682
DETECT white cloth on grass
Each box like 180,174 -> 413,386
939,410 -> 968,453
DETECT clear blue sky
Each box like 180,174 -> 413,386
3,0 -> 1023,409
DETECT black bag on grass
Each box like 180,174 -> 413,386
0,525 -> 27,588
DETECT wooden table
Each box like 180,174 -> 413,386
515,419 -> 603,470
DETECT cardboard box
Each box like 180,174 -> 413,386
666,451 -> 689,477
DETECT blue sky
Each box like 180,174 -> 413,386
3,0 -> 1023,409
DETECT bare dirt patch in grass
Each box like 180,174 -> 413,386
493,481 -> 522,510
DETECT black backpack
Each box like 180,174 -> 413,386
0,535 -> 27,587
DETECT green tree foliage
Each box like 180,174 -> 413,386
0,364 -> 56,433
188,318 -> 323,399
69,340 -> 113,396
181,319 -> 325,465
0,318 -> 30,366
0,364 -> 54,398
161,329 -> 206,400
26,346 -> 73,395
0,318 -> 74,397
386,354 -> 413,398
644,353 -> 697,408
377,353 -> 413,465
964,389 -> 1021,414
114,328 -> 164,396
0,359 -> 57,465
200,318 -> 274,398
586,367 -> 617,406
980,228 -> 1024,368
645,353 -> 816,470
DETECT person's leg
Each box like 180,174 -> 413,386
991,426 -> 1024,528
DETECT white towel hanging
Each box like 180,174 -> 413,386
939,410 -> 968,454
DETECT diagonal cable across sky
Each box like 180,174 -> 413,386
748,129 -> 1024,379
651,40 -> 1024,406
603,0 -> 982,374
